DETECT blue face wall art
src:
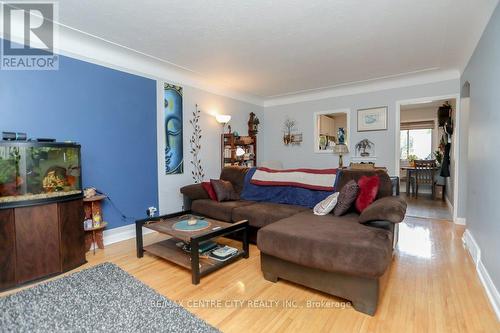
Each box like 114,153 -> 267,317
164,83 -> 183,174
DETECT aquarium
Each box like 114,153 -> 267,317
0,142 -> 82,208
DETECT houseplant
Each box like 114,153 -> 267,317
433,150 -> 443,167
0,150 -> 22,196
355,139 -> 374,157
407,154 -> 418,167
283,118 -> 296,145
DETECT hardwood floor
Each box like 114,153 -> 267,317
2,216 -> 499,332
401,192 -> 452,220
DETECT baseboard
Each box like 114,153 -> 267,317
103,223 -> 156,246
462,229 -> 500,321
444,196 -> 464,224
477,260 -> 500,321
445,195 -> 453,212
462,229 -> 480,265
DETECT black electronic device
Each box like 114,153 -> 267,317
35,138 -> 56,142
2,132 -> 27,141
2,132 -> 16,140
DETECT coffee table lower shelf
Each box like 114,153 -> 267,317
135,211 -> 249,284
143,238 -> 246,275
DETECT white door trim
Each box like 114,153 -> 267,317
395,93 -> 461,222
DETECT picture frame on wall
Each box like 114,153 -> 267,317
357,106 -> 388,132
164,83 -> 184,175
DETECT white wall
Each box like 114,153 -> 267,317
49,23 -> 264,217
461,2 -> 500,320
48,20 -> 464,220
156,84 -> 263,214
457,96 -> 470,218
262,80 -> 460,176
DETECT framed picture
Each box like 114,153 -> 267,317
164,83 -> 184,174
357,107 -> 387,132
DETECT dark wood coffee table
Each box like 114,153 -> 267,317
135,211 -> 249,284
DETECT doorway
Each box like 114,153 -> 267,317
396,96 -> 459,221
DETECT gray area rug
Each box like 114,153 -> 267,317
0,263 -> 220,333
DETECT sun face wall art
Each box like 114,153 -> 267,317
164,83 -> 184,174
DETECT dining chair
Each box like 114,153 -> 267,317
414,160 -> 437,198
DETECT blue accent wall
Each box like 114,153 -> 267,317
0,47 -> 158,229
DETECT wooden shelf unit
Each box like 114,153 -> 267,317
221,134 -> 257,169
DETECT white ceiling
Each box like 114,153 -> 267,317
57,0 -> 498,99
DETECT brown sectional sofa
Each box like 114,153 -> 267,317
180,166 -> 405,316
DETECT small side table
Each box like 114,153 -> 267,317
85,222 -> 108,255
83,194 -> 107,255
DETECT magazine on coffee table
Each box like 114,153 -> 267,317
209,246 -> 238,261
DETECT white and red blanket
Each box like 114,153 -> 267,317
250,167 -> 338,191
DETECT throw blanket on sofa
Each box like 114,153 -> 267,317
250,167 -> 338,191
241,167 -> 339,208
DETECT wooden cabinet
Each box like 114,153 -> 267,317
15,204 -> 61,284
0,198 -> 86,291
0,209 -> 15,290
59,199 -> 85,271
319,115 -> 335,136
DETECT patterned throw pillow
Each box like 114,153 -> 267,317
333,180 -> 359,216
210,179 -> 240,202
313,192 -> 340,215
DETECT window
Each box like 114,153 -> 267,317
400,128 -> 433,160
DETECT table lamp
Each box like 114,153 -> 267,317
333,144 -> 349,168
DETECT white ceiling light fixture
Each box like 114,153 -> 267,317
215,114 -> 231,124
215,114 -> 231,133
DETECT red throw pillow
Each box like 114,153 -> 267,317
201,182 -> 218,201
355,176 -> 380,213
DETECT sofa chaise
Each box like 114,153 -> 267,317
180,166 -> 406,315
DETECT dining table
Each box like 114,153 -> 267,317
400,165 -> 441,195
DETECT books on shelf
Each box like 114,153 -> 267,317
221,133 -> 257,168
176,242 -> 239,261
